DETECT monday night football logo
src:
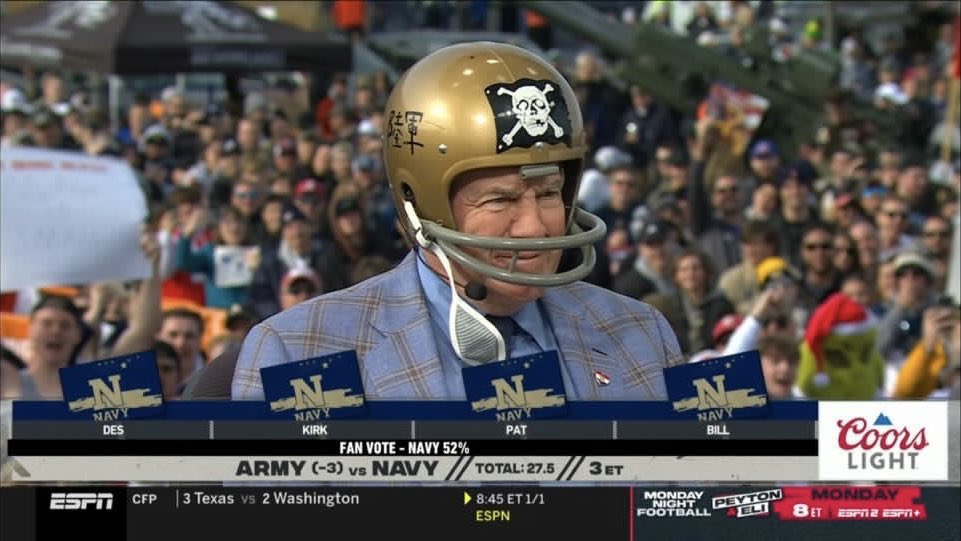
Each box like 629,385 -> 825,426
663,350 -> 769,422
59,350 -> 164,421
463,350 -> 568,421
260,351 -> 367,421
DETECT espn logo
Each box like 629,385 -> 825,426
49,492 -> 114,510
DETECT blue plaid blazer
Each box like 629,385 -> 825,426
232,252 -> 684,400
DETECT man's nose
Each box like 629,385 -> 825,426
508,194 -> 550,239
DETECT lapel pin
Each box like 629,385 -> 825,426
593,370 -> 611,386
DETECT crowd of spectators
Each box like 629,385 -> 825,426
0,1 -> 958,402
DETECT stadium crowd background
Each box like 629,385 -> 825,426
0,0 -> 959,402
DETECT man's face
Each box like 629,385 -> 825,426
29,307 -> 82,366
841,279 -> 871,307
877,199 -> 908,235
751,155 -> 780,180
674,254 -> 706,295
608,169 -> 635,208
32,121 -> 62,148
231,183 -> 261,217
156,353 -> 180,399
742,239 -> 775,267
895,266 -> 932,304
448,165 -> 567,312
829,151 -> 852,180
780,178 -> 808,210
283,221 -> 313,255
261,201 -> 284,233
237,120 -> 259,151
144,140 -> 168,160
280,277 -> 320,310
801,229 -> 834,274
761,351 -> 798,399
922,218 -> 952,257
274,152 -> 297,173
335,210 -> 363,238
157,316 -> 202,372
42,75 -> 64,104
752,182 -> 778,215
638,240 -> 667,270
897,167 -> 927,200
711,176 -> 741,216
294,192 -> 322,220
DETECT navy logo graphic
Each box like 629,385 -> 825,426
664,350 -> 769,422
485,78 -> 572,153
260,351 -> 367,420
463,350 -> 568,421
60,350 -> 164,421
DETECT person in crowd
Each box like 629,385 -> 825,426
594,163 -> 644,243
290,177 -> 329,236
850,219 -> 882,282
919,214 -> 953,285
756,334 -> 801,400
719,220 -> 780,315
875,195 -> 917,261
617,84 -> 681,171
174,205 -> 259,309
154,340 -> 182,400
646,249 -> 733,356
156,308 -> 205,386
831,230 -> 862,278
773,161 -> 821,269
258,194 -> 288,251
876,251 -> 939,364
691,173 -> 745,273
839,274 -> 874,309
246,206 -> 347,320
798,223 -> 842,311
12,231 -> 161,399
894,300 -> 959,399
233,42 -> 683,400
722,278 -> 799,357
613,220 -> 679,301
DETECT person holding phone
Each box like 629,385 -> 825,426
893,296 -> 960,399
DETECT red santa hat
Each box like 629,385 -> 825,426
804,293 -> 877,387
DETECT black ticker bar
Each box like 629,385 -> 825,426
8,438 -> 818,456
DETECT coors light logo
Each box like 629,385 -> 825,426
838,412 -> 928,471
818,401 -> 947,481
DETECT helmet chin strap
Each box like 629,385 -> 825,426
404,201 -> 506,364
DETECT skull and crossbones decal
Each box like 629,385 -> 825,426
486,78 -> 572,153
496,83 -> 565,146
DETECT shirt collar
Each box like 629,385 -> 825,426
414,252 -> 552,353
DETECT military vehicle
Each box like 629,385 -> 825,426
518,1 -> 902,158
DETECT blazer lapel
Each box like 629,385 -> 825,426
542,286 -> 629,400
362,253 -> 447,399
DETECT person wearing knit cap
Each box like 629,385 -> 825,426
797,292 -> 884,399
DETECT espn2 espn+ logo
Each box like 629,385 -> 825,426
818,402 -> 948,481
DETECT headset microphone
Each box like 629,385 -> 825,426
464,282 -> 488,301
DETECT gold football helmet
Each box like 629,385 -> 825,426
382,41 -> 605,287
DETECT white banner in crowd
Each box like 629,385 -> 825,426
0,147 -> 151,291
214,246 -> 259,288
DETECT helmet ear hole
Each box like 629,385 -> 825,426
402,183 -> 415,202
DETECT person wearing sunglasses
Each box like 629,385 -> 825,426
876,251 -> 939,367
799,223 -> 842,311
875,195 -> 917,262
920,215 -> 953,286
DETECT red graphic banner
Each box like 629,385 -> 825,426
772,486 -> 927,521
